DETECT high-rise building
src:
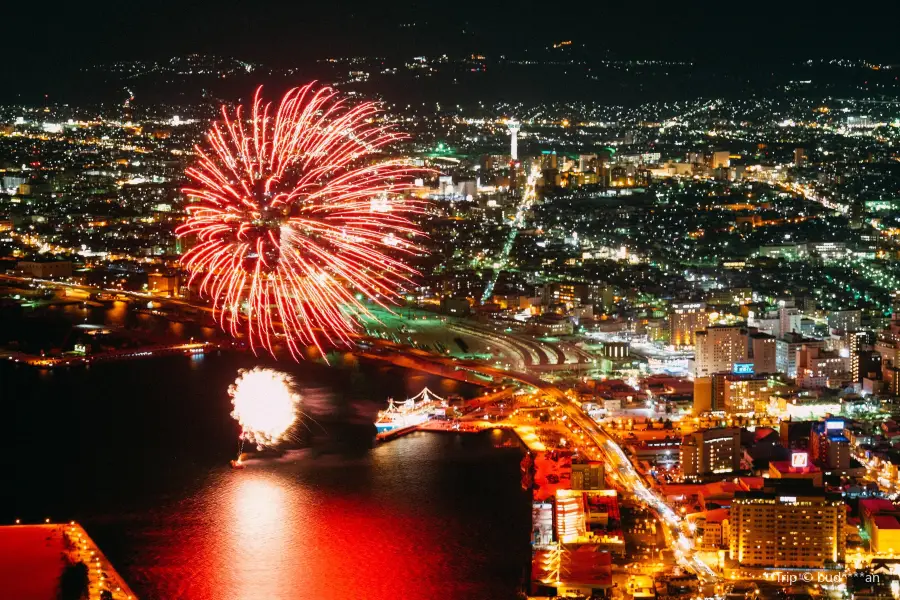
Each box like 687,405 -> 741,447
712,372 -> 773,414
827,309 -> 862,334
729,482 -> 846,568
693,377 -> 712,414
822,434 -> 851,471
148,272 -> 180,297
544,283 -> 578,308
540,282 -> 615,310
794,147 -> 807,167
809,420 -> 851,471
669,302 -> 707,347
710,150 -> 730,169
795,346 -> 850,389
779,306 -> 802,338
851,350 -> 882,383
540,150 -> 558,171
776,332 -> 826,378
889,366 -> 900,396
681,427 -> 741,481
750,332 -> 777,373
849,330 -> 875,354
694,326 -> 748,378
578,154 -> 597,173
597,150 -> 611,187
875,326 -> 900,385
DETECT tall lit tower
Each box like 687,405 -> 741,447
507,120 -> 521,161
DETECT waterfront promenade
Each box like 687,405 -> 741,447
64,522 -> 138,600
2,341 -> 216,368
413,419 -> 550,451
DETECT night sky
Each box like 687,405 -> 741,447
4,0 -> 899,73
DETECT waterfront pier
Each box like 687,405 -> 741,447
0,521 -> 137,600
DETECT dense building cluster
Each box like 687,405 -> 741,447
5,52 -> 900,599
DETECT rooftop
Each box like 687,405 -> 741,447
769,460 -> 821,475
860,498 -> 896,515
704,507 -> 730,523
873,515 -> 900,530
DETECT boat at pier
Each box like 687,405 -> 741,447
375,387 -> 447,433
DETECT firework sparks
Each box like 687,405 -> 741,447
178,83 -> 427,358
229,367 -> 300,449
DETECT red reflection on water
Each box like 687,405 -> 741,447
135,466 -> 453,600
227,475 -> 292,599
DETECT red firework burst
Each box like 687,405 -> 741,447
177,84 -> 427,359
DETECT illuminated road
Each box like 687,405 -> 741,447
481,165 -> 539,303
778,181 -> 848,214
558,399 -> 719,584
0,273 -> 215,314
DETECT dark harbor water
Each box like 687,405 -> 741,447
1,352 -> 532,600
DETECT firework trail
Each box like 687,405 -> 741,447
178,84 -> 427,359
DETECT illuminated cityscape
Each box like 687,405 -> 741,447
4,3 -> 900,600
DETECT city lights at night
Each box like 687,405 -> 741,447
4,3 -> 900,600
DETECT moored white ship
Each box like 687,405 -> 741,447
375,387 -> 447,433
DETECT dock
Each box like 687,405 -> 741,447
376,418 -> 547,452
0,521 -> 138,600
374,424 -> 420,443
373,386 -> 553,449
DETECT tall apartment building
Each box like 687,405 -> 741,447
669,302 -> 707,347
710,150 -> 730,169
827,309 -> 862,334
776,332 -> 826,378
851,350 -> 882,384
681,427 -> 741,481
849,330 -> 875,354
540,282 -> 616,311
718,374 -> 773,414
694,326 -> 748,378
748,306 -> 801,339
696,371 -> 775,414
795,346 -> 850,389
779,307 -> 802,338
750,332 -> 777,373
809,420 -> 852,471
729,482 -> 846,568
